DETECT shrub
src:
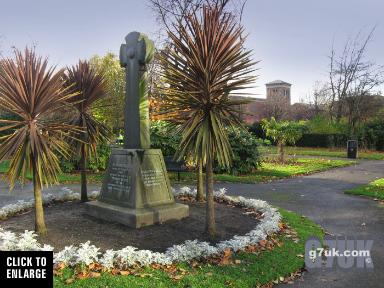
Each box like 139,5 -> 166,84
361,119 -> 384,151
59,143 -> 111,173
215,127 -> 261,175
248,122 -> 266,139
305,114 -> 348,134
150,121 -> 181,156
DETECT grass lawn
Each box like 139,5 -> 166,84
214,158 -> 354,183
265,146 -> 384,160
171,158 -> 354,184
0,160 -> 104,184
54,209 -> 324,288
345,178 -> 384,200
0,158 -> 353,185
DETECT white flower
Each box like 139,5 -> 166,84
0,230 -> 18,250
165,240 -> 218,262
89,191 -> 100,199
217,235 -> 251,252
41,244 -> 54,251
99,249 -> 116,269
16,230 -> 41,250
115,246 -> 138,268
76,241 -> 100,265
54,245 -> 78,265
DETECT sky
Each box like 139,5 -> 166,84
0,0 -> 383,103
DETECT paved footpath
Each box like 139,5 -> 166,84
0,160 -> 383,287
217,160 -> 384,288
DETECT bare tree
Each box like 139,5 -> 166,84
148,0 -> 247,44
311,81 -> 330,114
328,28 -> 384,134
265,94 -> 291,120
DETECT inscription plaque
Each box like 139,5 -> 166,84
107,162 -> 132,200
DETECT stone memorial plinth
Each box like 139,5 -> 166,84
85,149 -> 188,228
85,31 -> 188,228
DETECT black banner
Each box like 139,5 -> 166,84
0,251 -> 53,287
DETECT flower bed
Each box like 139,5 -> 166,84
0,186 -> 281,270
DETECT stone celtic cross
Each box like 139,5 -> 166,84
120,31 -> 153,149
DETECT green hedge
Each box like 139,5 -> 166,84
296,133 -> 348,148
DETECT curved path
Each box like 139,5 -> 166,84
0,159 -> 383,287
218,160 -> 384,288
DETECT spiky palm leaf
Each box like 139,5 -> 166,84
0,48 -> 78,188
63,60 -> 111,155
160,5 -> 257,168
160,5 -> 257,238
63,60 -> 111,202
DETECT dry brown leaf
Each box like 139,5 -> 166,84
259,240 -> 267,247
89,272 -> 101,278
65,278 -> 75,284
170,274 -> 184,281
55,262 -> 66,271
219,249 -> 233,265
77,272 -> 89,279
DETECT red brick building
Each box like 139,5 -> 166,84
232,80 -> 292,124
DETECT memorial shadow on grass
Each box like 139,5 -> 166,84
1,200 -> 259,251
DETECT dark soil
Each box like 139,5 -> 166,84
1,200 -> 259,252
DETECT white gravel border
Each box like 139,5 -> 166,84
0,186 -> 281,269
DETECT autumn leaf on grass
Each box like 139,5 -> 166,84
170,274 -> 184,281
55,262 -> 66,271
244,245 -> 259,253
134,273 -> 153,278
65,278 -> 75,284
77,272 -> 90,279
150,263 -> 162,270
88,263 -> 102,271
89,272 -> 101,278
190,260 -> 201,268
219,248 -> 233,265
259,240 -> 267,247
279,222 -> 287,230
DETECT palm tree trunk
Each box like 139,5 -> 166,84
32,156 -> 47,236
205,150 -> 216,239
80,144 -> 88,202
278,141 -> 285,163
196,158 -> 204,202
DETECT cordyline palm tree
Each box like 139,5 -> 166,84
63,60 -> 111,202
160,5 -> 257,238
0,48 -> 78,235
261,117 -> 305,163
